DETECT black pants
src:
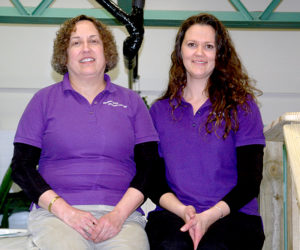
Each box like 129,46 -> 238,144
145,210 -> 265,250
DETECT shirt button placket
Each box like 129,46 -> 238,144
192,110 -> 201,128
88,101 -> 98,123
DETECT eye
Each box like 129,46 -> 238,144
206,44 -> 215,49
187,42 -> 197,48
70,40 -> 80,46
89,38 -> 100,44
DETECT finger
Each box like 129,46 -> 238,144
91,220 -> 108,241
79,228 -> 92,240
188,229 -> 195,244
86,220 -> 97,231
193,233 -> 202,250
90,217 -> 98,226
180,219 -> 195,232
83,225 -> 94,239
94,227 -> 111,243
187,208 -> 196,218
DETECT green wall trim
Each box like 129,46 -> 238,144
0,7 -> 300,28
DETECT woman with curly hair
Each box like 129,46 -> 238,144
11,15 -> 159,249
146,13 -> 265,250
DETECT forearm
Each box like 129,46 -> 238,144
209,201 -> 230,221
112,187 -> 144,221
159,192 -> 188,220
38,190 -> 74,219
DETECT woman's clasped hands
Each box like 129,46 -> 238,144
180,205 -> 220,250
61,206 -> 124,243
89,210 -> 125,243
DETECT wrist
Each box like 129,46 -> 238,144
178,205 -> 188,220
202,207 -> 222,225
213,205 -> 224,219
48,196 -> 61,213
111,207 -> 127,223
50,197 -> 73,221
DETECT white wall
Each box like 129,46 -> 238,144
0,0 -> 300,177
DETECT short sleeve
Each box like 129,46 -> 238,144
235,99 -> 265,147
14,92 -> 45,148
132,94 -> 159,145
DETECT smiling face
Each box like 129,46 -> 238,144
66,20 -> 106,79
181,24 -> 216,83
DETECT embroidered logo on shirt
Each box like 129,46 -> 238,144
103,100 -> 128,108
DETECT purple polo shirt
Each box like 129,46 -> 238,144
150,97 -> 265,216
14,73 -> 158,208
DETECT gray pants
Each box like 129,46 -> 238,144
26,205 -> 149,250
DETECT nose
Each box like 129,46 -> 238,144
82,41 -> 91,52
195,45 -> 203,55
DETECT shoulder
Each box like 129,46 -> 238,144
107,83 -> 148,115
27,82 -> 63,109
150,99 -> 170,111
34,82 -> 63,99
235,96 -> 265,145
110,83 -> 141,101
150,99 -> 171,119
237,96 -> 261,117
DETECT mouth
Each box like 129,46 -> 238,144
193,60 -> 206,64
80,57 -> 95,63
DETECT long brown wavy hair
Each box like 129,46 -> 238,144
51,15 -> 118,75
160,13 -> 261,138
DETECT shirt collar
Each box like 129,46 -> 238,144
62,73 -> 116,94
169,95 -> 212,114
170,95 -> 210,107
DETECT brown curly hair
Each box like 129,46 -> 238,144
51,15 -> 118,75
161,13 -> 261,138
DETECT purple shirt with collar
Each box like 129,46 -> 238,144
14,73 -> 158,208
150,97 -> 265,216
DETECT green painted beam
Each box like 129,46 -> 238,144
11,0 -> 30,15
259,0 -> 281,20
0,7 -> 300,28
32,0 -> 55,16
229,0 -> 253,20
0,7 -> 120,25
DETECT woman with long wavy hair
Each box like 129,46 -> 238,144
146,13 -> 265,250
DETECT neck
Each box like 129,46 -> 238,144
69,74 -> 106,104
184,78 -> 208,100
183,79 -> 209,114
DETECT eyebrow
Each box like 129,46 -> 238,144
186,39 -> 215,44
70,34 -> 99,40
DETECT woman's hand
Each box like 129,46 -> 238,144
90,210 -> 126,243
180,210 -> 213,250
60,206 -> 98,240
38,190 -> 98,240
180,202 -> 229,250
181,205 -> 196,222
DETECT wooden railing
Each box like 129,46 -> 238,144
263,112 -> 300,250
